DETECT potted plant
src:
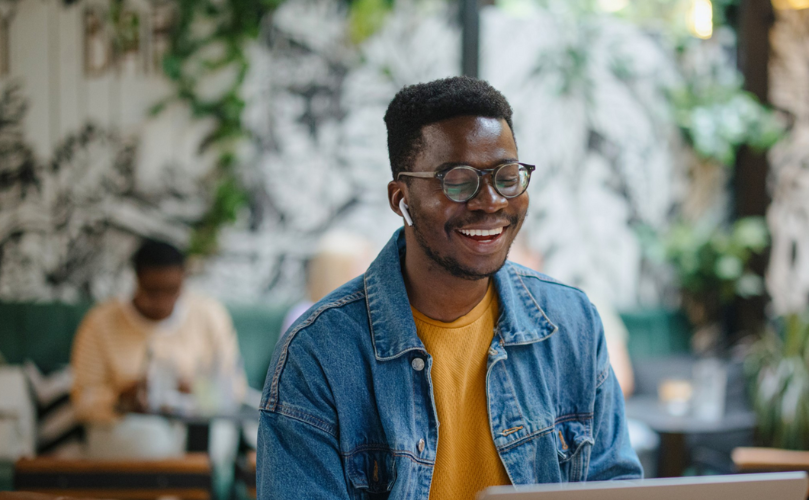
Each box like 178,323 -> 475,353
745,313 -> 809,450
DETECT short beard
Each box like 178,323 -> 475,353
410,205 -> 521,281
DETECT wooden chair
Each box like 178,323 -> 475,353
234,451 -> 257,498
733,447 -> 809,472
13,453 -> 212,500
732,447 -> 809,498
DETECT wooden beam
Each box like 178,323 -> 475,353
731,0 -> 776,338
460,0 -> 479,77
735,0 -> 774,219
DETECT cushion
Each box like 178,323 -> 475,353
23,362 -> 83,457
0,366 -> 35,460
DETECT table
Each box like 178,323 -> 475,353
13,453 -> 211,500
146,405 -> 261,498
1,492 -> 92,500
625,395 -> 756,477
148,404 -> 260,452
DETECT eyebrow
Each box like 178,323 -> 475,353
433,158 -> 520,172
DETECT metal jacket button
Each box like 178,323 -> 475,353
418,439 -> 425,453
411,358 -> 425,371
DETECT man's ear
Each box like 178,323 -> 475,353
388,181 -> 413,227
388,181 -> 405,217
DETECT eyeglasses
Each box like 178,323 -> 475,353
397,162 -> 535,203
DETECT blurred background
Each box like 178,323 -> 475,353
2,0 -> 809,497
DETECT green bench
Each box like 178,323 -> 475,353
0,301 -> 291,391
0,301 -> 689,382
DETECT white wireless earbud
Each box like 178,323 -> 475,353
399,198 -> 414,227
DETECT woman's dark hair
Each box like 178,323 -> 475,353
132,239 -> 185,274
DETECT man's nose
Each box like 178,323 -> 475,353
466,177 -> 508,212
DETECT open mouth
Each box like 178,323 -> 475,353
456,226 -> 506,243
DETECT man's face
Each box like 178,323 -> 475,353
133,266 -> 184,321
405,116 -> 528,280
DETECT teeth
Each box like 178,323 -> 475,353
459,227 -> 504,237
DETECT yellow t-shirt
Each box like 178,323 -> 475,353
412,282 -> 511,499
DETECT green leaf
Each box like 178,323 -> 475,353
162,55 -> 184,81
715,255 -> 743,280
348,0 -> 392,44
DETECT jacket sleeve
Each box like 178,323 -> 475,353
256,321 -> 351,500
257,410 -> 351,499
586,304 -> 644,481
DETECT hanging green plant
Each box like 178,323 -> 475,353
144,0 -> 393,255
147,0 -> 283,255
110,0 -> 141,56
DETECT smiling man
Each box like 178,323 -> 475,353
257,77 -> 642,499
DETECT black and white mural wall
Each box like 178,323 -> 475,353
191,0 -> 689,307
0,0 -> 219,302
1,0 -> 693,307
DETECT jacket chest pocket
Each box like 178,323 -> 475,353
346,449 -> 397,500
554,419 -> 595,482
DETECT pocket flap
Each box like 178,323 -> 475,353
346,449 -> 397,494
554,419 -> 594,462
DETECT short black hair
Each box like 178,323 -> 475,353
384,76 -> 514,179
132,239 -> 185,274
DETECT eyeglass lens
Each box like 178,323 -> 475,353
442,164 -> 529,202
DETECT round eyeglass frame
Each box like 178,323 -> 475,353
397,162 -> 536,203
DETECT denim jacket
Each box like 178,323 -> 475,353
257,228 -> 642,499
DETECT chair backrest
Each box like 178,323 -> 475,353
227,303 -> 290,390
619,308 -> 691,360
733,447 -> 809,473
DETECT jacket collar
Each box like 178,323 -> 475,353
492,264 -> 558,346
364,228 -> 558,361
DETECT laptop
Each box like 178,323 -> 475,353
477,472 -> 809,500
